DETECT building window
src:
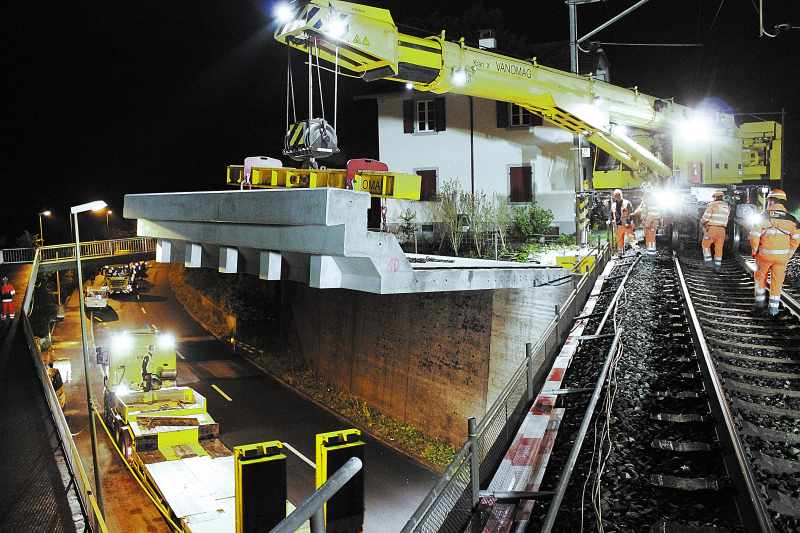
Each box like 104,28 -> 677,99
510,104 -> 534,127
403,98 -> 446,133
416,168 -> 438,201
417,100 -> 436,132
509,166 -> 533,203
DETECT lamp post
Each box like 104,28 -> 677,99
38,210 -> 51,246
71,199 -> 107,514
105,210 -> 112,236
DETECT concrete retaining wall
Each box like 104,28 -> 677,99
283,281 -> 570,445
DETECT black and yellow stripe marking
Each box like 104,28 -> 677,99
286,121 -> 306,148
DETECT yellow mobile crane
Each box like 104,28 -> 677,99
271,0 -> 781,190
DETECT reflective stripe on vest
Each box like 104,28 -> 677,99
760,248 -> 791,255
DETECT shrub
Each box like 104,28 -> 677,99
513,202 -> 554,239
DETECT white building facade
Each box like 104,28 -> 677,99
371,92 -> 581,234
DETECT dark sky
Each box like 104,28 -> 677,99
3,1 -> 800,244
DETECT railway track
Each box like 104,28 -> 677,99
524,247 -> 799,532
679,251 -> 800,533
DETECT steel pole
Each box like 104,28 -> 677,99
568,1 -> 587,247
272,457 -> 362,533
74,213 -> 104,513
38,214 -> 45,246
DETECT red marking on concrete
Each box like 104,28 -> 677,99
547,367 -> 564,381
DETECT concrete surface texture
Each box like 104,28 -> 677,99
123,188 -> 567,294
48,263 -> 437,532
283,280 -> 574,446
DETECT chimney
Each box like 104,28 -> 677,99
478,29 -> 496,50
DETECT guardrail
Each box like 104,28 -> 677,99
1,237 -> 156,266
19,249 -> 108,532
402,244 -> 611,533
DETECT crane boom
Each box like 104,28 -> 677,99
274,1 -> 782,189
273,0 -> 696,178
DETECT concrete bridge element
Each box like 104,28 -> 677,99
123,188 -> 566,294
0,237 -> 156,272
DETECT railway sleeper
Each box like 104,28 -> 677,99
651,413 -> 708,423
649,474 -> 721,491
651,439 -> 714,452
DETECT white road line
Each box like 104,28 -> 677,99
282,442 -> 316,469
211,384 -> 233,402
140,306 -> 147,314
176,350 -> 186,360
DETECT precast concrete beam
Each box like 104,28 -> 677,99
156,239 -> 172,263
125,189 -> 569,294
259,251 -> 282,281
185,243 -> 216,269
310,256 -> 342,289
219,247 -> 238,274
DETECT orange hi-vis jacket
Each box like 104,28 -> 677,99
1,282 -> 15,302
749,204 -> 800,260
701,200 -> 731,228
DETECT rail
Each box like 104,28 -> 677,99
673,255 -> 774,533
19,249 -> 108,532
0,237 -> 156,266
402,244 -> 611,533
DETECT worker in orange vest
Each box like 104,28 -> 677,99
610,189 -> 634,256
633,193 -> 661,255
749,189 -> 800,316
1,276 -> 15,320
701,190 -> 731,272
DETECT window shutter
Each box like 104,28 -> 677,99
417,169 -> 438,201
496,101 -> 510,128
403,100 -> 414,134
509,166 -> 533,203
434,98 -> 446,131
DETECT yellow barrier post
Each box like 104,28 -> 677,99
315,429 -> 365,533
234,441 -> 287,533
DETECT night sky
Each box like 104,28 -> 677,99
3,1 -> 800,245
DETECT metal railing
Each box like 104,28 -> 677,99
403,244 -> 611,533
0,237 -> 156,266
19,249 -> 108,532
0,247 -> 36,264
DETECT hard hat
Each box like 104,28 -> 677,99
612,188 -> 623,198
712,190 -> 724,199
767,188 -> 787,201
2,276 -> 7,283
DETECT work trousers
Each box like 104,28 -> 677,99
644,216 -> 659,251
615,224 -> 634,252
1,300 -> 14,318
702,225 -> 726,263
754,254 -> 788,310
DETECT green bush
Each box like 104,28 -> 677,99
513,202 -> 554,238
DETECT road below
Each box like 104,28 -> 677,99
57,262 -> 437,532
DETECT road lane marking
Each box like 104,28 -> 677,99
211,384 -> 232,402
283,442 -> 316,469
176,349 -> 186,360
140,306 -> 147,314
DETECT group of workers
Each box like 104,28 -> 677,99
610,188 -> 665,256
610,187 -> 799,317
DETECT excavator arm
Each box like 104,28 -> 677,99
274,0 -> 684,179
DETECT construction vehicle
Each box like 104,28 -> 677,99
270,0 -> 781,192
101,262 -> 142,295
99,329 -> 238,531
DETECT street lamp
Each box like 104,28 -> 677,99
38,210 -> 52,246
71,199 -> 107,514
105,210 -> 113,236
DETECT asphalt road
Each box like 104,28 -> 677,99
92,263 -> 438,532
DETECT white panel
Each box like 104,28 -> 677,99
218,247 -> 238,274
185,243 -> 202,268
156,239 -> 172,263
259,251 -> 282,281
309,255 -> 342,289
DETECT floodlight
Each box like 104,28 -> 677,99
111,332 -> 134,353
157,333 -> 176,350
323,16 -> 347,38
274,2 -> 294,23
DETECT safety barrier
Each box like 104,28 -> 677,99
0,247 -> 35,264
402,244 -> 611,533
0,237 -> 156,266
19,249 -> 108,532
